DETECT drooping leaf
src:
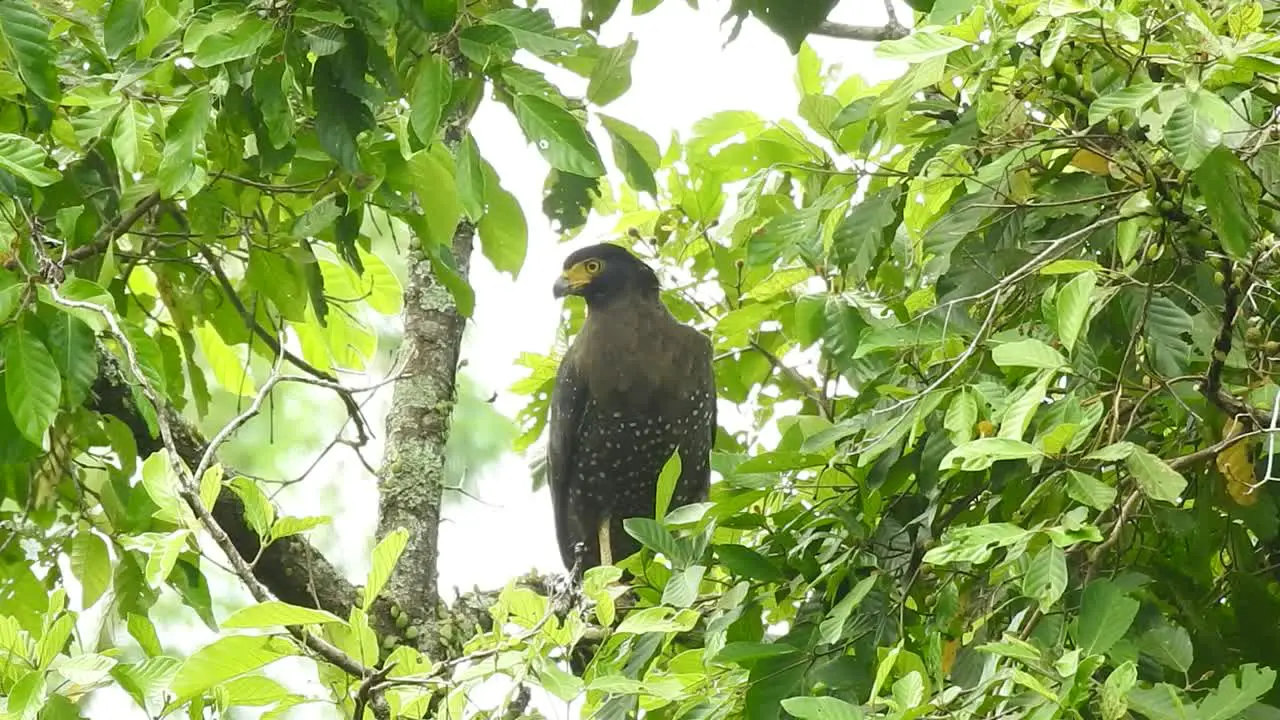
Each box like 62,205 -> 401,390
1194,146 -> 1260,260
512,95 -> 606,177
5,325 -> 62,444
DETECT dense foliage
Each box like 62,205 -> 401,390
2,0 -> 1280,718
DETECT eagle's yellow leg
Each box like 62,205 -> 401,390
598,516 -> 612,567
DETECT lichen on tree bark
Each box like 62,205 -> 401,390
375,225 -> 474,642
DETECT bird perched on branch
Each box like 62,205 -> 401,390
548,243 -> 716,574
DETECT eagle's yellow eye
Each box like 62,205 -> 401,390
584,259 -> 603,274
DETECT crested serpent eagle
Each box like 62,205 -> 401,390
548,244 -> 716,573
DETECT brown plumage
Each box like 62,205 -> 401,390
548,244 -> 716,573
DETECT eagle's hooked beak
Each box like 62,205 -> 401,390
553,263 -> 592,298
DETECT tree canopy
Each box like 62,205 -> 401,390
2,0 -> 1280,718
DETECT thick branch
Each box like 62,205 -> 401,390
812,20 -> 908,42
373,42 -> 482,653
376,225 -> 474,648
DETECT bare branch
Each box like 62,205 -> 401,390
812,19 -> 908,42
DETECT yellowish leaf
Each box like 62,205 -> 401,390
1217,419 -> 1257,506
1070,149 -> 1111,175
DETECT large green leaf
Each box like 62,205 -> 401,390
168,636 -> 295,704
476,157 -> 527,277
222,601 -> 344,629
483,8 -> 575,56
0,0 -> 59,101
1164,89 -> 1235,170
410,53 -> 452,145
364,528 -> 409,609
156,88 -> 213,197
104,0 -> 145,59
1077,580 -> 1139,655
1194,146 -> 1260,260
875,31 -> 968,62
587,36 -> 637,106
5,325 -> 62,444
0,133 -> 61,186
512,95 -> 605,177
600,114 -> 659,195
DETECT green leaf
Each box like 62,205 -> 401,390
537,656 -> 585,702
252,62 -> 293,149
483,8 -> 575,56
615,606 -> 699,634
112,101 -> 151,175
5,325 -> 62,444
42,310 -> 97,407
923,523 -> 1031,565
999,371 -> 1052,441
1022,544 -> 1067,611
1198,664 -> 1276,720
944,388 -> 978,445
410,53 -> 452,145
781,697 -> 863,720
195,324 -> 255,397
654,448 -> 682,520
600,114 -> 659,195
716,543 -> 784,582
54,653 -> 118,686
104,0 -> 145,59
291,195 -> 343,238
1077,580 -> 1139,655
0,133 -> 61,186
313,57 -> 374,173
1128,683 -> 1193,720
0,284 -> 20,325
221,675 -> 291,708
222,601 -> 344,629
940,438 -> 1042,472
156,88 -> 213,197
0,0 -> 59,101
623,517 -> 682,561
1088,83 -> 1163,126
270,515 -> 330,541
230,476 -> 274,540
1064,470 -> 1117,510
475,165 -> 527,277
512,95 -> 605,177
192,14 -> 272,66
661,564 -> 705,608
1055,270 -> 1096,352
1139,623 -> 1194,673
587,36 -> 637,106
875,30 -> 968,62
364,528 -> 409,609
71,533 -> 111,609
1125,447 -> 1186,503
168,636 -> 295,704
456,134 -> 486,221
991,338 -> 1068,369
112,656 -> 180,708
818,574 -> 877,644
1164,89 -> 1235,170
408,148 -> 462,249
714,642 -> 801,665
126,613 -> 163,657
1102,662 -> 1138,720
1195,146 -> 1260,260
